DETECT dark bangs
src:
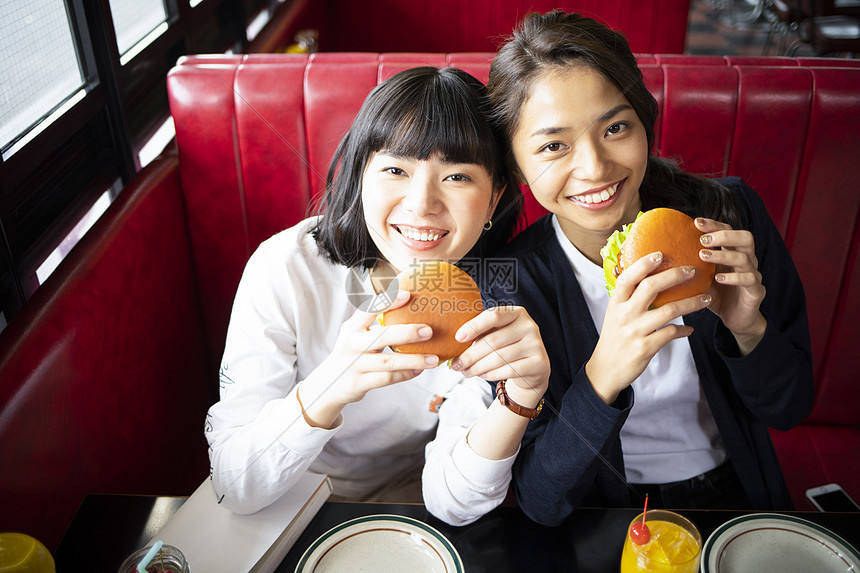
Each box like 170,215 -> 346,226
366,70 -> 504,189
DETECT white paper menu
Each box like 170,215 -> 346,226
149,472 -> 332,573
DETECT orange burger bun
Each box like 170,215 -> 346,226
602,208 -> 715,308
381,260 -> 483,361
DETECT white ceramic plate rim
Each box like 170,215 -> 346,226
295,514 -> 464,573
700,513 -> 860,572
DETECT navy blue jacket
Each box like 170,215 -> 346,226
483,178 -> 814,526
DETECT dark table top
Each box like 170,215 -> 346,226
55,494 -> 860,572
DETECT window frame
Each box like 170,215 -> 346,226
0,0 -> 286,326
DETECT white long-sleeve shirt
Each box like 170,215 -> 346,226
205,218 -> 514,524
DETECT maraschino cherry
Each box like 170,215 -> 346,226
630,493 -> 651,545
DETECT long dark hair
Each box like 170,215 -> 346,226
313,66 -> 522,269
487,10 -> 741,228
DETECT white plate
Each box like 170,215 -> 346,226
701,513 -> 860,573
295,514 -> 463,573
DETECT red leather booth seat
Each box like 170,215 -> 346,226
0,160 -> 212,550
260,0 -> 692,54
1,52 -> 859,551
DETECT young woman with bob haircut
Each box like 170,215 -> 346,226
205,66 -> 550,526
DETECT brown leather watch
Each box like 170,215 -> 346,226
496,380 -> 544,420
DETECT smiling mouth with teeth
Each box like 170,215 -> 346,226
395,225 -> 448,242
571,182 -> 620,205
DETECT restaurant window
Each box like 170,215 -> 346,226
0,0 -> 87,159
1,0 -> 293,332
108,0 -> 169,64
138,116 -> 176,168
35,188 -> 116,284
246,7 -> 271,42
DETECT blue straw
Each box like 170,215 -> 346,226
136,540 -> 163,573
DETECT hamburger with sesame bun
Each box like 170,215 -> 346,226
600,208 -> 715,308
381,260 -> 483,360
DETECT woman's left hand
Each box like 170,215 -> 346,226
696,217 -> 768,354
450,305 -> 550,398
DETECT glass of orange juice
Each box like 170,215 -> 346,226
620,509 -> 702,573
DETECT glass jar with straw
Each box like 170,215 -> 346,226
117,541 -> 189,573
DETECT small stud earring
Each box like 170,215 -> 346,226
483,220 -> 493,231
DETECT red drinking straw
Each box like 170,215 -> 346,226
630,494 -> 651,544
642,493 -> 648,527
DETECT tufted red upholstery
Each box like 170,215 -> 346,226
2,53 -> 859,551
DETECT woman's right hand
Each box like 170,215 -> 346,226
585,252 -> 712,405
297,290 -> 440,428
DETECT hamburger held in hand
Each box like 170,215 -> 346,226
600,208 -> 715,308
381,260 -> 483,361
